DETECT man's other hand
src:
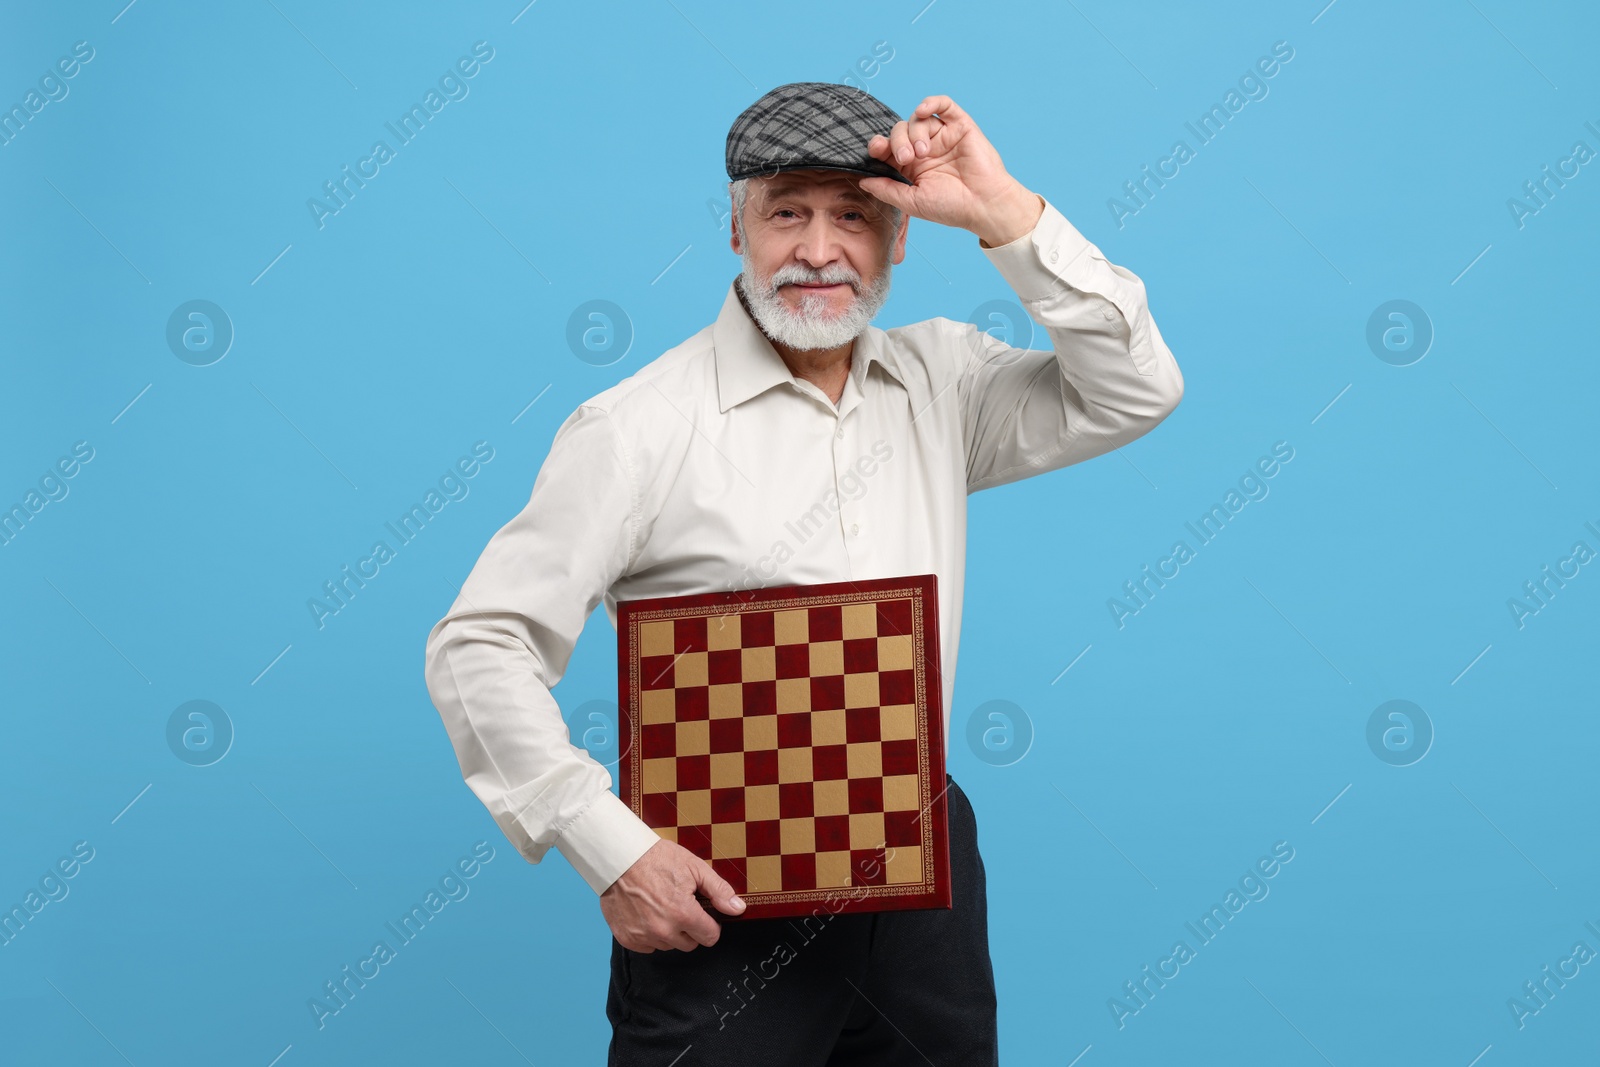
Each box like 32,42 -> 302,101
600,838 -> 747,952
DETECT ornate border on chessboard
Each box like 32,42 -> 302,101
616,574 -> 950,917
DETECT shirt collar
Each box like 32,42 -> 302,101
712,275 -> 904,414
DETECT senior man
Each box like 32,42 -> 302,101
424,82 -> 1183,1064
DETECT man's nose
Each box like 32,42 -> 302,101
795,216 -> 844,269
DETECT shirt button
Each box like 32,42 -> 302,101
1049,249 -> 1059,263
836,426 -> 844,439
850,523 -> 860,535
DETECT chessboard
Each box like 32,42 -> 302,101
616,573 -> 950,920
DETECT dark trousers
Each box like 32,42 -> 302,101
606,774 -> 997,1066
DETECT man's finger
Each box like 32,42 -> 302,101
651,927 -> 687,951
678,903 -> 724,948
885,118 -> 915,166
867,135 -> 908,174
909,95 -> 963,148
912,95 -> 963,122
692,859 -> 747,916
857,175 -> 915,215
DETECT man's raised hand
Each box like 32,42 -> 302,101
859,94 -> 1043,248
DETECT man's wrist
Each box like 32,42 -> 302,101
976,186 -> 1045,248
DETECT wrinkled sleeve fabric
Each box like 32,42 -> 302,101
957,195 -> 1184,493
423,404 -> 662,896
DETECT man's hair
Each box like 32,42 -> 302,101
729,176 -> 903,246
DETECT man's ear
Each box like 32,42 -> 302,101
728,184 -> 742,254
889,212 -> 909,266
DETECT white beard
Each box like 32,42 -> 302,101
737,243 -> 893,351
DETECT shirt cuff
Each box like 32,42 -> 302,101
978,196 -> 1098,303
553,786 -> 664,896
978,196 -> 1157,374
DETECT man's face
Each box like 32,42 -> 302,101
731,168 -> 908,351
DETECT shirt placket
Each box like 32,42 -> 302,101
833,366 -> 868,573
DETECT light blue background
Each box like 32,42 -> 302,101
3,1 -> 1597,1063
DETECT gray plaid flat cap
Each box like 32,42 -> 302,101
726,82 -> 912,186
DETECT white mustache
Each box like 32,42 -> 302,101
770,270 -> 859,291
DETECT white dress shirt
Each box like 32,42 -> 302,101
423,196 -> 1183,896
